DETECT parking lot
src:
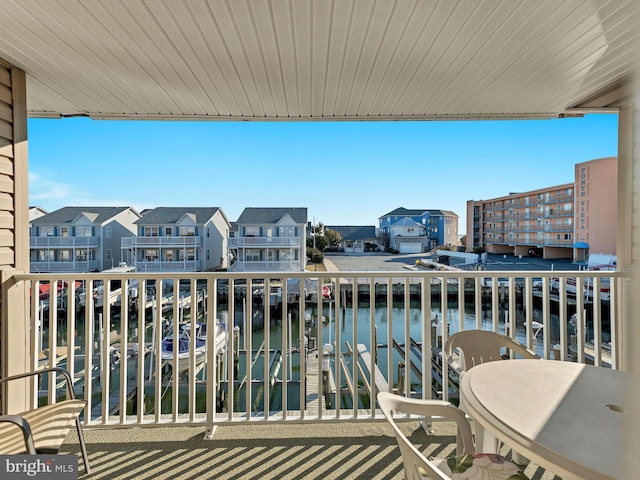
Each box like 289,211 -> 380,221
324,252 -> 581,272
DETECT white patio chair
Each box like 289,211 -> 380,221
378,392 -> 528,480
0,367 -> 90,475
443,330 -> 540,457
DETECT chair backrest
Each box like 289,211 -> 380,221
444,330 -> 540,376
377,392 -> 475,480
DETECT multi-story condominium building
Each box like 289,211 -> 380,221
121,207 -> 230,272
465,157 -> 617,261
378,208 -> 459,253
30,206 -> 140,273
229,207 -> 307,272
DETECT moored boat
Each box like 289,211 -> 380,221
160,321 -> 227,373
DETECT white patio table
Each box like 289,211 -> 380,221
460,359 -> 631,480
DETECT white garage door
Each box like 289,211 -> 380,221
399,243 -> 422,254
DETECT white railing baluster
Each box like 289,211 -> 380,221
15,268 -> 623,430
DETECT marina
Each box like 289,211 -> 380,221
35,270 -> 613,421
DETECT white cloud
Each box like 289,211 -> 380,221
29,171 -> 137,210
29,172 -> 75,201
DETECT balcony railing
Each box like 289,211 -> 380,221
228,260 -> 302,271
30,236 -> 99,247
122,237 -> 200,247
133,260 -> 202,272
30,260 -> 99,272
228,237 -> 301,247
12,268 -> 622,434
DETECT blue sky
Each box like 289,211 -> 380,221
28,114 -> 618,235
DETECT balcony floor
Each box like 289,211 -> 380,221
61,421 -> 558,479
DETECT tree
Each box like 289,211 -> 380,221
307,235 -> 328,251
311,222 -> 324,235
324,228 -> 342,249
308,248 -> 324,263
378,230 -> 390,250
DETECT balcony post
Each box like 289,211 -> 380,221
1,64 -> 30,413
1,270 -> 30,413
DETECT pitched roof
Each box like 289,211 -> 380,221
135,207 -> 226,225
380,207 -> 458,218
379,207 -> 428,218
31,206 -> 137,225
391,217 -> 423,228
325,226 -> 377,241
237,208 -> 307,225
438,210 -> 458,217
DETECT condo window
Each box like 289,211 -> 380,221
280,226 -> 295,237
75,226 -> 92,237
144,227 -> 159,237
105,249 -> 112,261
179,249 -> 195,261
246,249 -> 260,261
245,226 -> 259,236
279,250 -> 293,260
144,250 -> 159,261
39,226 -> 54,237
179,226 -> 195,236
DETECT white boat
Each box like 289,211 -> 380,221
549,261 -> 615,302
78,263 -> 138,308
160,321 -> 226,373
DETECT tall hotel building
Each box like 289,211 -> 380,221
465,157 -> 617,261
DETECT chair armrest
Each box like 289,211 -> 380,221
0,367 -> 76,400
0,415 -> 37,454
378,392 -> 475,455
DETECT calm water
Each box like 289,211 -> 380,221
41,295 -> 599,415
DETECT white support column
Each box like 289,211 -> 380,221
622,68 -> 639,480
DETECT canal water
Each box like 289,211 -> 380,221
41,294 -> 601,416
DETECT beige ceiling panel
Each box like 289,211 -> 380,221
0,0 -> 634,120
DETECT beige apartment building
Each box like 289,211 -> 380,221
466,157 -> 617,261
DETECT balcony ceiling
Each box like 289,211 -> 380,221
0,0 -> 637,121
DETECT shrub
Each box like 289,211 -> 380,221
307,248 -> 324,263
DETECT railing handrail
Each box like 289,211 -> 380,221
15,269 -> 627,282
13,267 -> 623,431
